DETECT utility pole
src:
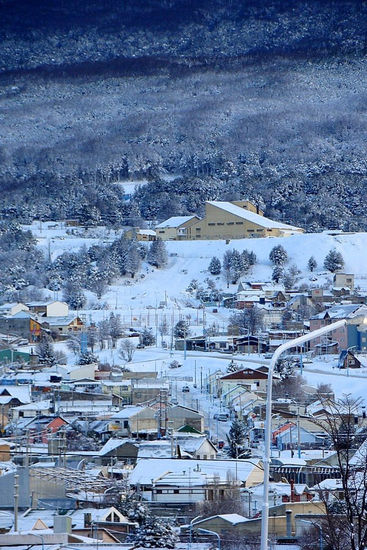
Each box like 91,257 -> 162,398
297,405 -> 301,459
14,473 -> 19,532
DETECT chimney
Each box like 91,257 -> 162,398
285,509 -> 292,537
84,512 -> 92,528
53,515 -> 72,534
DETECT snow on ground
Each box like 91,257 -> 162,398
22,222 -> 367,407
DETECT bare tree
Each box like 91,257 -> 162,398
310,394 -> 367,550
119,339 -> 136,362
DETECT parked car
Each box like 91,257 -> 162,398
214,413 -> 229,422
182,385 -> 190,393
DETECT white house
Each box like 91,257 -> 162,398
129,458 -> 263,504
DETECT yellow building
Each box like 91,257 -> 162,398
155,215 -> 200,240
191,201 -> 303,239
154,201 -> 303,240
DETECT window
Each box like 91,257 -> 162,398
256,229 -> 263,232
227,222 -> 234,225
208,223 -> 215,226
156,489 -> 162,494
123,421 -> 129,429
247,229 -> 254,233
236,222 -> 243,225
217,222 -> 224,226
159,230 -> 165,234
196,227 -> 201,231
173,489 -> 179,494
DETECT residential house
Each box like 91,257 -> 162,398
155,216 -> 200,240
0,303 -> 29,316
124,228 -> 156,241
129,458 -> 263,504
26,301 -> 69,317
168,405 -> 205,433
310,304 -> 367,352
0,312 -> 44,342
272,423 -> 319,450
108,406 -> 157,438
333,273 -> 354,291
98,438 -> 139,465
218,367 -> 271,397
338,349 -> 367,369
42,315 -> 84,338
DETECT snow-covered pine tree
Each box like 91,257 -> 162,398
174,319 -> 190,339
36,335 -> 56,366
324,248 -> 344,273
63,282 -> 86,310
272,265 -> 284,283
208,256 -> 221,275
147,239 -> 168,268
139,328 -> 155,346
130,517 -> 178,549
308,256 -> 317,272
228,419 -> 246,458
78,351 -> 98,365
269,244 -> 288,266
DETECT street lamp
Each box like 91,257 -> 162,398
260,317 -> 361,550
198,527 -> 221,550
298,518 -> 323,550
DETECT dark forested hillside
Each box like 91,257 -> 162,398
1,0 -> 367,230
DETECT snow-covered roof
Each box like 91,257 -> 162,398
129,458 -> 261,485
311,478 -> 343,491
311,304 -> 367,320
353,354 -> 367,368
207,202 -> 301,231
99,438 -> 136,456
138,229 -> 156,236
216,514 -> 248,525
41,315 -> 80,325
111,406 -> 147,419
0,385 -> 31,402
156,216 -> 197,229
13,399 -> 51,412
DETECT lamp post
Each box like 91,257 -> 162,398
298,518 -> 323,550
260,318 -> 352,550
198,527 -> 221,550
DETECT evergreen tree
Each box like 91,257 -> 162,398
174,319 -> 190,339
208,256 -> 221,275
36,335 -> 56,366
125,245 -> 141,278
308,256 -> 317,272
130,516 -> 178,549
272,265 -> 284,283
119,493 -> 149,524
324,248 -> 344,273
147,239 -> 168,268
78,351 -> 98,365
269,245 -> 288,266
228,419 -> 246,458
227,359 -> 240,373
139,328 -> 155,346
63,282 -> 86,310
